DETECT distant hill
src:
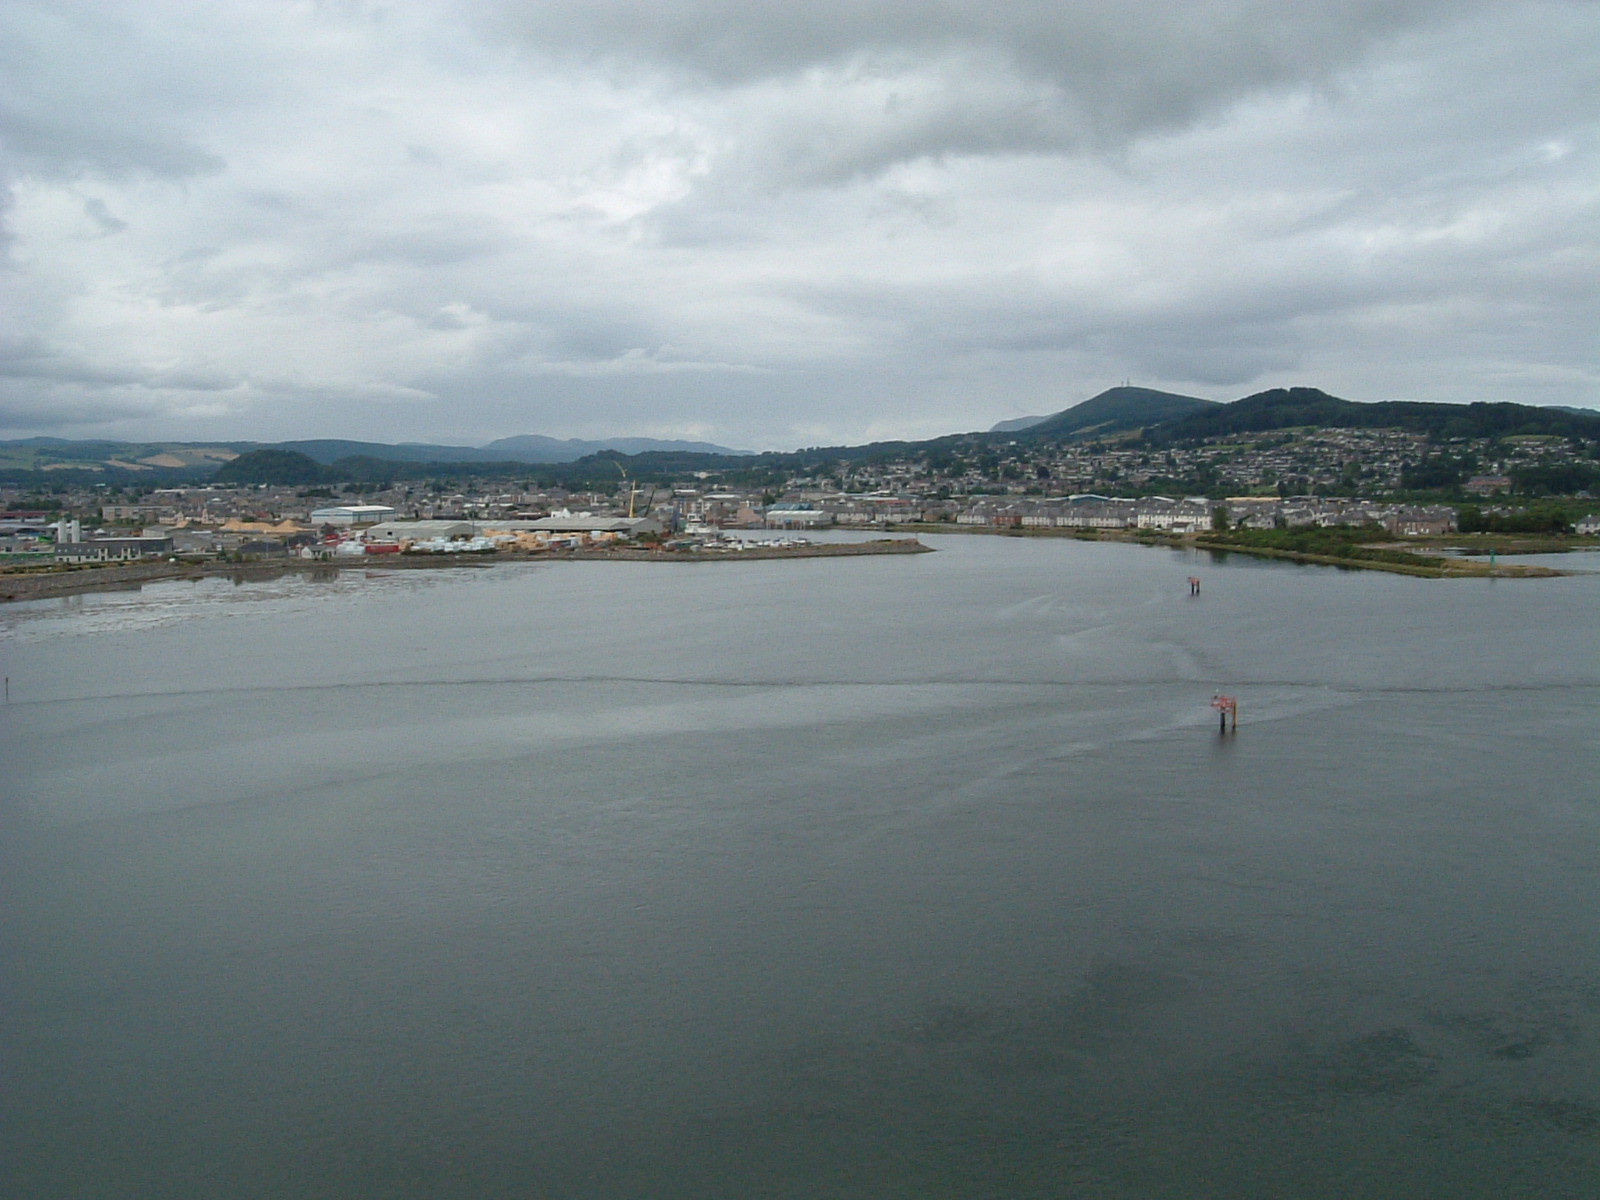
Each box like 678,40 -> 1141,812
989,415 -> 1049,433
214,449 -> 328,486
1014,387 -> 1218,441
5,391 -> 1596,486
481,434 -> 748,461
0,438 -> 240,474
271,435 -> 748,464
0,433 -> 751,478
1149,388 -> 1600,444
272,439 -> 503,464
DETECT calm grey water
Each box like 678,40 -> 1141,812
3,535 -> 1597,1199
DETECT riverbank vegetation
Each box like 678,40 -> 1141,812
1192,526 -> 1573,577
1198,525 -> 1439,567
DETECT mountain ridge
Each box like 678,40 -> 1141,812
5,388 -> 1598,483
988,414 -> 1050,433
482,434 -> 749,460
0,434 -> 752,474
1012,386 -> 1218,440
1147,387 -> 1600,444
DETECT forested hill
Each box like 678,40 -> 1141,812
1147,388 -> 1600,444
1015,387 -> 1217,440
6,386 -> 1599,488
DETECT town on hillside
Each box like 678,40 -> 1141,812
3,452 -> 1597,567
5,388 -> 1599,564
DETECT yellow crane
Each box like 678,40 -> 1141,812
611,459 -> 640,519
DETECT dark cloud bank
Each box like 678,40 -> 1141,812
1,0 -> 1594,444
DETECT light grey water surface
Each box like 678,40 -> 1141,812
3,534 -> 1597,1198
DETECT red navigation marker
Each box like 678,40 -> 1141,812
1210,693 -> 1238,732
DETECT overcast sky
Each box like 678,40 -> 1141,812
2,0 -> 1595,448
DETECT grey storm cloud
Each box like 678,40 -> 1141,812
489,0 -> 1502,142
0,0 -> 1595,442
82,197 -> 127,236
0,3 -> 231,181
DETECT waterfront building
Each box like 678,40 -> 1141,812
52,536 -> 174,563
765,506 -> 833,529
309,504 -> 398,526
1387,507 -> 1456,536
526,514 -> 663,537
364,521 -> 477,543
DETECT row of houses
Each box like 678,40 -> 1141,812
51,535 -> 175,563
761,496 -> 1217,530
765,495 -> 1460,537
1224,498 -> 1457,536
957,497 -> 1218,533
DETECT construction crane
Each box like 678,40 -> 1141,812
610,459 -> 641,519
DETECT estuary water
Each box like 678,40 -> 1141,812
2,534 -> 1597,1198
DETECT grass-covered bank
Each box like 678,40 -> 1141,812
1199,526 -> 1442,569
1194,526 -> 1570,576
888,521 -> 1569,577
1190,541 -> 1561,577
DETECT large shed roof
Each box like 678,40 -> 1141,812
365,520 -> 475,541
